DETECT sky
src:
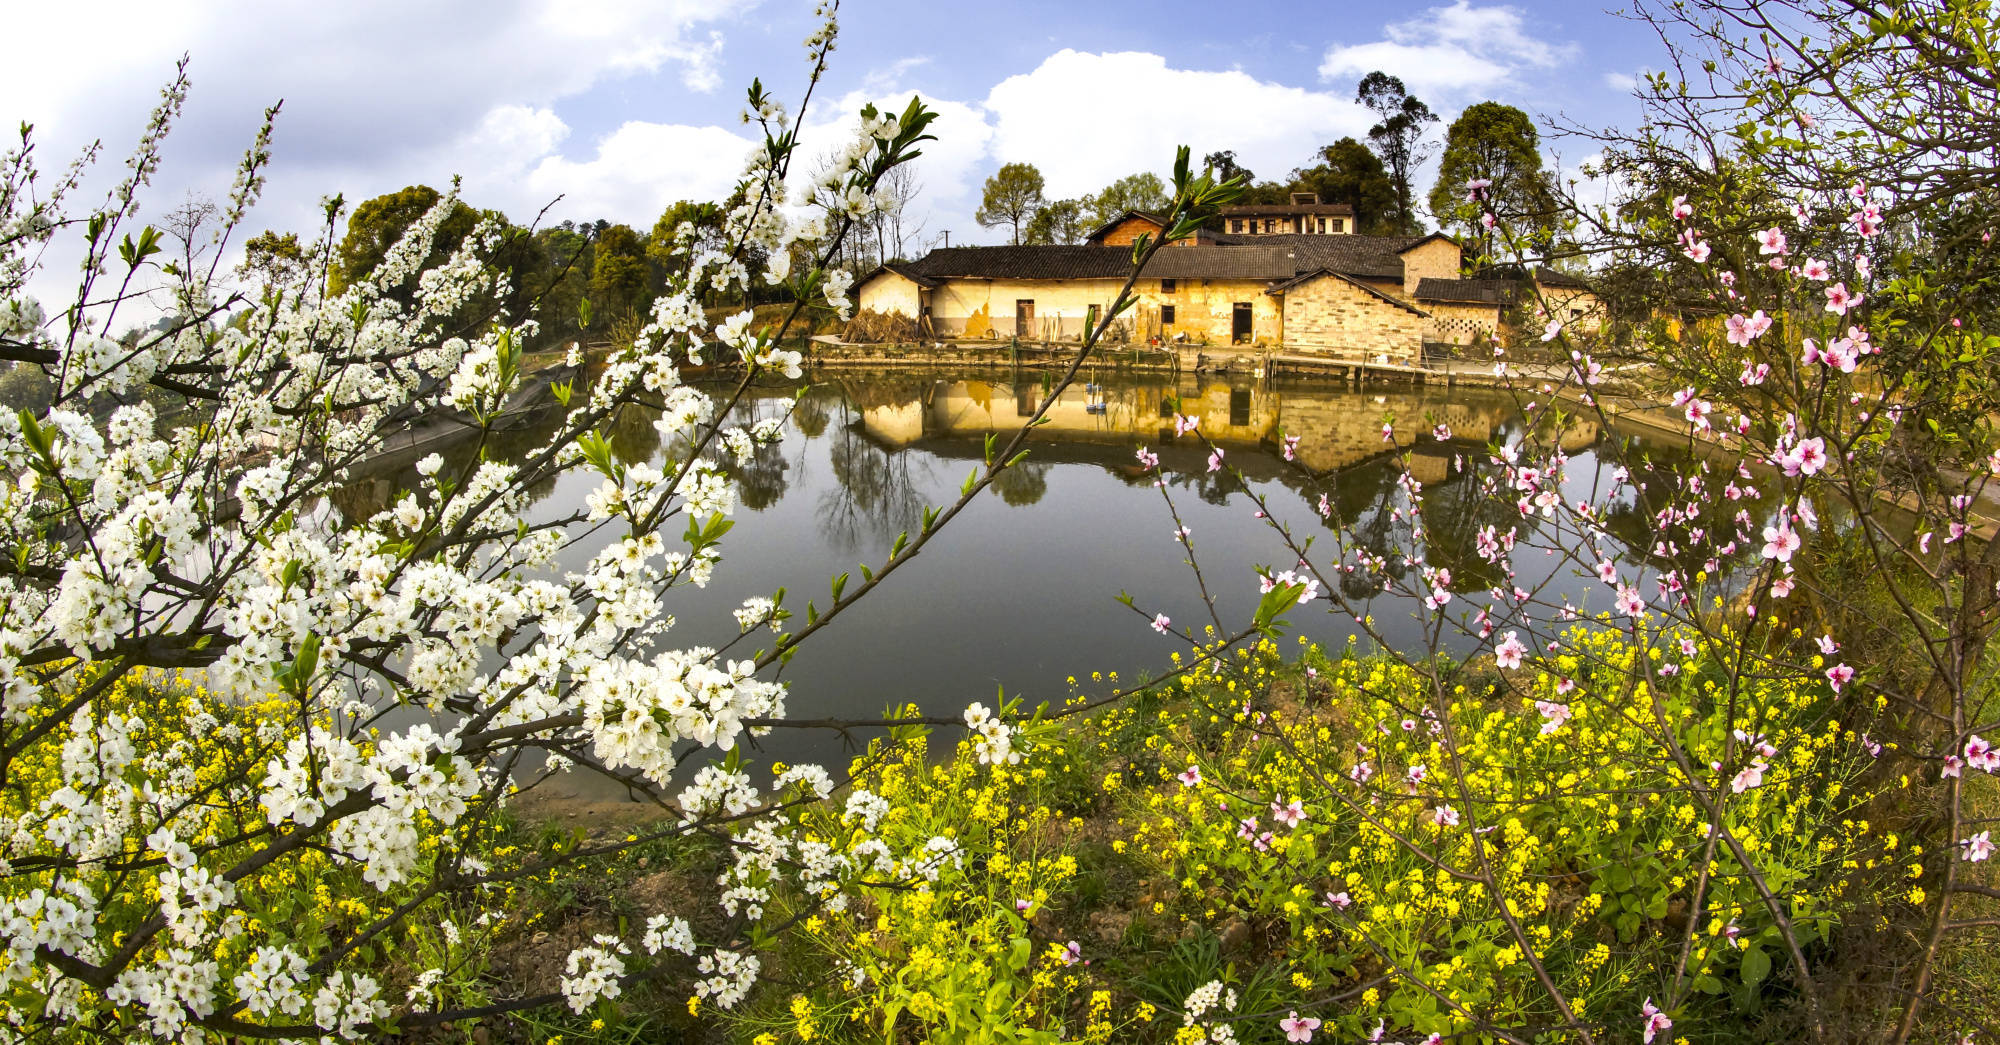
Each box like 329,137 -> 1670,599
3,0 -> 1669,304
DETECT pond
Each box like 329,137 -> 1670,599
341,367 -> 1731,798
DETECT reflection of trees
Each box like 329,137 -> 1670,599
1591,440 -> 1761,580
819,402 -> 930,552
791,384 -> 838,438
605,402 -> 663,466
725,396 -> 793,511
1418,456 -> 1515,592
325,402 -> 573,524
989,460 -> 1050,506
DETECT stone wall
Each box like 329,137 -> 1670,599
1399,238 -> 1463,296
1533,281 -> 1607,334
1278,276 -> 1425,361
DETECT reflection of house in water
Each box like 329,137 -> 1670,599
849,377 -> 1527,476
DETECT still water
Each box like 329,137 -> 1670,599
343,369 -> 1703,795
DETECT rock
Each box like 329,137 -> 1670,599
1088,910 -> 1132,945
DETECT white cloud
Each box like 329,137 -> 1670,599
793,86 -> 995,243
1603,71 -> 1638,92
982,50 -> 1372,201
520,121 -> 758,226
1318,0 -> 1578,101
1,0 -> 758,307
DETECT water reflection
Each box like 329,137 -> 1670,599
333,368 -> 1756,797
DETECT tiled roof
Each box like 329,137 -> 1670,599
1216,234 -> 1421,281
1219,202 -> 1357,216
900,245 -> 1298,282
1533,266 -> 1591,290
896,232 -> 1458,285
855,262 -> 944,289
1414,278 -> 1518,304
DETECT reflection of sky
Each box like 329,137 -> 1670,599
393,373 -> 1770,798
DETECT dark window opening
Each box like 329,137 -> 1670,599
1160,278 -> 1177,293
1332,219 -> 1345,233
1161,304 -> 1177,324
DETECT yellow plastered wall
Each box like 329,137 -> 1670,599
856,271 -> 925,318
927,277 -> 1282,344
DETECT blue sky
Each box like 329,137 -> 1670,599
4,0 -> 1668,292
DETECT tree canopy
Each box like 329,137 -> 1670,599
330,184 -> 478,296
1356,72 -> 1438,234
1024,199 -> 1091,245
1428,101 -> 1557,255
1292,138 -> 1398,234
975,162 -> 1046,245
1086,172 -> 1170,224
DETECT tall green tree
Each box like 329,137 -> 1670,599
1292,138 -> 1398,234
1429,101 -> 1556,256
646,200 -> 724,266
1202,150 -> 1255,186
975,162 -> 1046,246
330,185 -> 477,296
235,229 -> 308,290
527,223 -> 593,341
587,223 -> 653,322
1356,72 -> 1438,233
1025,199 -> 1091,245
1087,171 -> 1170,224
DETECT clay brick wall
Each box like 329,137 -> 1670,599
1399,238 -> 1463,295
1278,277 -> 1425,361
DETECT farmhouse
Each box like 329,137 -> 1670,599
855,201 -> 1602,361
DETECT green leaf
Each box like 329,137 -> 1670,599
1741,944 -> 1772,986
1253,581 -> 1306,635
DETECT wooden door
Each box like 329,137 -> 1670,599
1016,299 -> 1034,338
